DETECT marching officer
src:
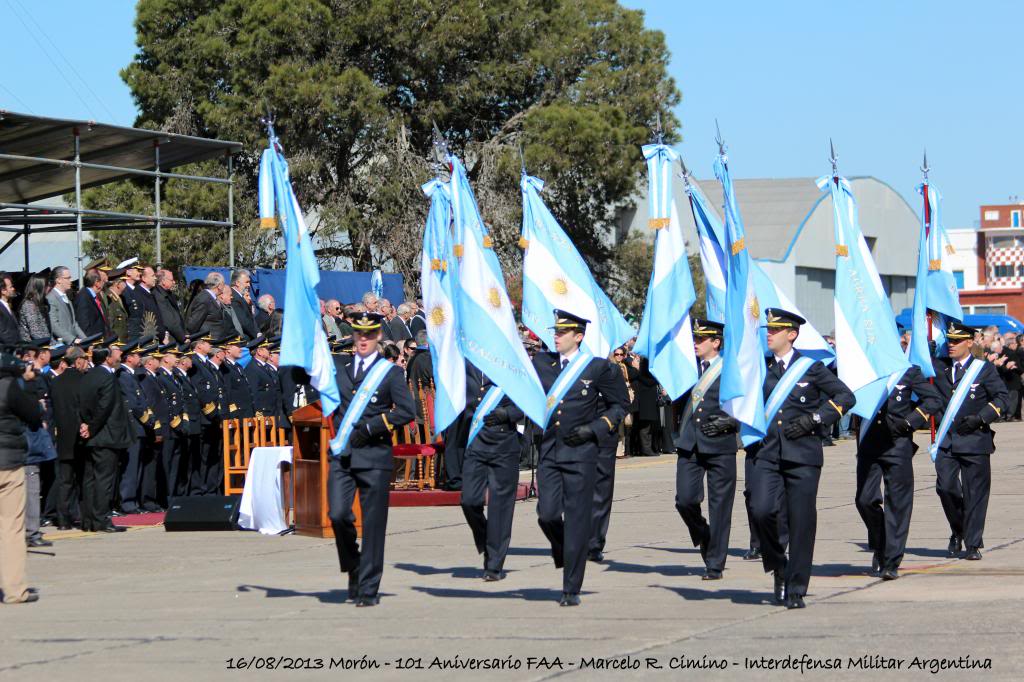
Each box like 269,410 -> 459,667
459,361 -> 524,581
220,336 -> 254,420
673,319 -> 738,581
747,308 -> 855,609
931,320 -> 1009,560
855,361 -> 941,579
532,309 -> 628,606
136,344 -> 168,512
588,359 -> 629,563
328,312 -> 414,606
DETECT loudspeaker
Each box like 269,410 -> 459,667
164,496 -> 240,531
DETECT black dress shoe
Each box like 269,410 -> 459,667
347,572 -> 359,600
587,551 -> 604,563
773,570 -> 786,604
785,594 -> 806,609
947,534 -> 963,558
964,547 -> 982,561
702,569 -> 723,581
743,548 -> 761,561
98,524 -> 127,533
559,593 -> 581,607
57,524 -> 72,531
483,570 -> 506,582
355,595 -> 380,607
881,567 -> 899,580
871,552 -> 883,575
111,509 -> 124,517
27,537 -> 53,548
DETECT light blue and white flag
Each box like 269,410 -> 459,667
910,183 -> 963,377
449,155 -> 547,427
818,174 -> 907,419
715,153 -> 766,445
370,269 -> 384,299
520,173 -> 633,357
421,178 -> 465,434
750,263 -> 835,363
634,144 -> 698,400
259,129 -> 339,416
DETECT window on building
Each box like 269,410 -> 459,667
990,236 -> 1019,249
1014,210 -> 1021,227
972,305 -> 1007,315
985,209 -> 1000,221
953,270 -> 965,288
993,264 -> 1015,278
864,236 -> 876,254
1018,264 -> 1024,278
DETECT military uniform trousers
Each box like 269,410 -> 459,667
935,449 -> 991,550
588,444 -> 617,556
327,458 -> 391,599
139,436 -> 161,510
743,453 -> 789,553
749,456 -> 819,598
676,448 -> 736,573
192,425 -> 222,496
537,456 -> 597,595
460,446 -> 520,573
56,454 -> 84,527
855,449 -> 914,570
160,433 -> 187,503
81,446 -> 121,531
118,439 -> 142,513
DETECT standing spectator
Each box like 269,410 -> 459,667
992,335 -> 1020,422
1005,332 -> 1024,420
155,269 -> 187,343
18,343 -> 55,548
255,294 -> 275,334
409,300 -> 427,337
229,269 -> 259,340
323,299 -> 343,339
126,265 -> 166,342
0,273 -> 20,347
217,285 -> 242,338
121,261 -> 142,306
46,266 -> 85,345
185,273 -> 224,338
361,291 -> 379,313
74,270 -> 108,338
103,274 -> 130,341
51,347 -> 89,529
17,273 -> 51,343
378,299 -> 396,341
389,303 -> 414,341
632,356 -> 660,456
0,354 -> 43,604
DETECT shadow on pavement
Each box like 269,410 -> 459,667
394,562 -> 500,579
506,547 -> 553,556
656,584 -> 772,605
601,559 -> 705,577
904,546 -> 957,558
412,586 -> 567,602
236,584 -> 357,604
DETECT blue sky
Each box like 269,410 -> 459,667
1,0 -> 1020,229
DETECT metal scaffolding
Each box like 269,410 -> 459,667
0,110 -> 242,282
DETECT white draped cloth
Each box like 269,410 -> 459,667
238,446 -> 292,535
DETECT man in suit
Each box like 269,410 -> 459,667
388,303 -> 414,342
459,362 -> 524,581
409,300 -> 427,338
931,320 -> 1009,561
136,345 -> 169,512
185,273 -> 225,338
532,309 -> 629,606
220,336 -> 254,419
46,266 -> 85,345
116,337 -> 151,513
229,269 -> 259,340
856,363 -> 941,579
127,266 -> 167,342
50,345 -> 89,528
747,308 -> 856,609
279,365 -> 318,432
0,272 -> 20,347
78,338 -> 133,533
673,319 -> 739,581
328,312 -> 414,606
74,270 -> 108,338
155,269 -> 187,344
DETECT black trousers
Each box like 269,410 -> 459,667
56,457 -> 82,526
589,446 -> 617,554
81,446 -> 121,531
750,456 -> 820,598
744,454 -> 788,552
159,434 -> 181,504
139,436 -> 160,509
177,434 -> 200,496
118,438 -> 142,512
327,460 -> 391,598
442,418 -> 467,489
855,452 -> 914,569
676,449 -> 736,572
460,449 -> 519,573
537,456 -> 596,595
935,450 -> 991,550
192,425 -> 222,496
633,419 -> 657,456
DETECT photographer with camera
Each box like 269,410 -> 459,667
0,352 -> 44,604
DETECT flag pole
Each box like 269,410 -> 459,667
921,150 -> 937,443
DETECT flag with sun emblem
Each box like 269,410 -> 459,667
520,173 -> 633,357
448,155 -> 547,426
420,177 -> 465,433
633,143 -> 699,400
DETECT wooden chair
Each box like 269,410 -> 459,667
222,417 -> 261,496
256,416 -> 287,447
391,443 -> 437,491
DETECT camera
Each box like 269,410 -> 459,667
0,353 -> 28,378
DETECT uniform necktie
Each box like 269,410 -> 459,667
953,362 -> 963,383
778,359 -> 786,373
355,358 -> 365,381
561,359 -> 568,371
699,360 -> 709,377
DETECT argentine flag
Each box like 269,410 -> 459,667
634,144 -> 699,400
818,174 -> 907,418
449,155 -> 547,427
421,178 -> 465,433
258,131 -> 340,416
520,173 -> 633,357
910,183 -> 963,377
715,153 -> 767,445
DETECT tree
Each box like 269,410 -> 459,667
609,232 -> 705,324
87,0 -> 679,298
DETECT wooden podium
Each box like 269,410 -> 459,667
290,401 -> 361,538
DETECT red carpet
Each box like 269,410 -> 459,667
388,482 -> 531,508
115,512 -> 166,527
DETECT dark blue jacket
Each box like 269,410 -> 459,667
932,356 -> 1009,455
464,363 -> 524,457
220,359 -> 254,419
858,366 -> 942,458
332,354 -> 415,469
674,364 -> 738,455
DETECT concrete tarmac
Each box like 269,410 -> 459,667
2,426 -> 1022,681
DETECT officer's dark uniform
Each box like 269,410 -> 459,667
136,348 -> 169,511
746,309 -> 855,609
856,365 -> 941,577
931,321 -> 1009,559
156,346 -> 187,501
116,337 -> 151,513
188,343 -> 225,495
587,387 -> 626,563
532,310 -> 628,606
175,349 -> 202,497
673,319 -> 739,579
245,337 -> 282,420
220,338 -> 255,420
460,362 -> 524,580
328,313 -> 414,606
